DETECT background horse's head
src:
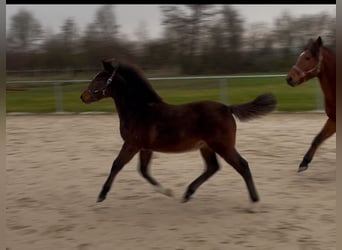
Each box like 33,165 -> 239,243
80,59 -> 120,104
286,37 -> 323,87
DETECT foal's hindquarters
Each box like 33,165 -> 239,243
180,94 -> 277,203
181,111 -> 259,203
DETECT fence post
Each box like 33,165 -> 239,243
54,82 -> 64,113
219,78 -> 228,105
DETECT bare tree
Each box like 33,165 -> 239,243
272,11 -> 295,57
293,12 -> 335,49
80,5 -> 121,66
6,5 -> 335,74
61,18 -> 79,52
161,5 -> 218,74
93,5 -> 119,41
244,22 -> 276,72
272,11 -> 336,70
7,8 -> 43,52
202,5 -> 245,73
220,5 -> 245,72
161,5 -> 190,71
134,20 -> 150,59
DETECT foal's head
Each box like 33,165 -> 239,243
81,59 -> 162,106
80,59 -> 121,104
286,36 -> 323,87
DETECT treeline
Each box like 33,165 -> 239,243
6,5 -> 335,75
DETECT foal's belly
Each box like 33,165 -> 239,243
141,123 -> 208,153
146,139 -> 207,153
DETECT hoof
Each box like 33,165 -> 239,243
246,202 -> 261,214
97,194 -> 106,203
298,158 -> 310,172
298,164 -> 308,172
181,198 -> 189,203
251,196 -> 259,203
181,195 -> 191,203
154,186 -> 174,197
97,197 -> 105,203
181,188 -> 194,203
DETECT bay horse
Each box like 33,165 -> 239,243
80,59 -> 277,204
286,36 -> 336,172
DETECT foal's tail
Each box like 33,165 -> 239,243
230,93 -> 277,121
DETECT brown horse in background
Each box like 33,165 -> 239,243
286,37 -> 336,172
81,59 -> 277,204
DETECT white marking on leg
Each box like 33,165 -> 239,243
247,201 -> 261,213
153,186 -> 174,197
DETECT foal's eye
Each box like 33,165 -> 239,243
305,57 -> 310,61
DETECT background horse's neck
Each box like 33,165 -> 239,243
318,47 -> 336,118
319,47 -> 336,89
319,47 -> 336,83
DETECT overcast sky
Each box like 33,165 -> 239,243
6,5 -> 336,40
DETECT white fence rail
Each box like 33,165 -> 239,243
7,74 -> 323,113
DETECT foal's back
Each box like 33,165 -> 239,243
141,101 -> 236,153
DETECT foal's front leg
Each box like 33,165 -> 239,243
139,150 -> 173,197
97,142 -> 139,202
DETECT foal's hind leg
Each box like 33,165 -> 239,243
182,146 -> 220,203
298,118 -> 336,172
139,150 -> 173,197
209,143 -> 259,203
224,149 -> 259,202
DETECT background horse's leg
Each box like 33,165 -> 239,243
139,150 -> 173,197
97,142 -> 139,202
182,146 -> 220,203
298,118 -> 336,172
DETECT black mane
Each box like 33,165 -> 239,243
114,63 -> 163,105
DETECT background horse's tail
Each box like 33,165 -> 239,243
230,93 -> 277,121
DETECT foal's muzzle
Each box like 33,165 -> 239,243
80,90 -> 95,104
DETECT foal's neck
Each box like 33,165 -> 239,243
111,94 -> 158,122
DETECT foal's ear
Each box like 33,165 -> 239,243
102,58 -> 116,72
315,36 -> 323,47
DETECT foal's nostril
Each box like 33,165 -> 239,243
286,77 -> 294,86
